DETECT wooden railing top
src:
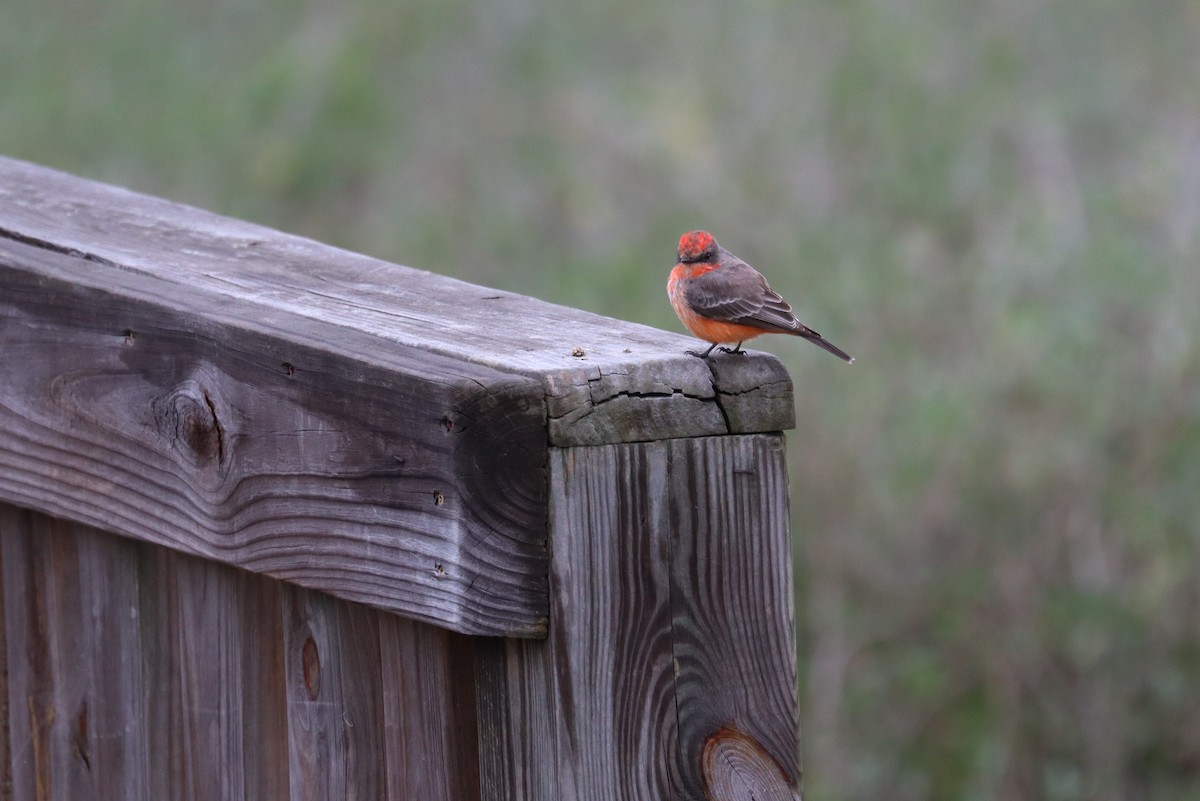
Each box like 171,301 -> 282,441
0,157 -> 795,637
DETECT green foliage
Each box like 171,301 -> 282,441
4,0 -> 1200,798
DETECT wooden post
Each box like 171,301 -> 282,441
476,436 -> 800,799
0,157 -> 803,799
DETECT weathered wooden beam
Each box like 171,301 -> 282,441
0,157 -> 794,447
0,237 -> 549,637
0,157 -> 796,637
476,434 -> 802,800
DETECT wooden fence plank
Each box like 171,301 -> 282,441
545,442 -> 677,799
473,637 -> 559,801
240,572 -> 292,800
0,504 -> 151,801
71,525 -> 152,801
380,616 -> 481,801
140,548 -> 263,800
0,503 -> 511,801
1,508 -> 81,801
477,434 -> 801,800
282,586 -> 387,801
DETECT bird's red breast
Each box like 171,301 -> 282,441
668,261 -> 769,345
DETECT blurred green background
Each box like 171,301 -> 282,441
4,0 -> 1199,798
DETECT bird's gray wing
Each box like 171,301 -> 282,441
684,257 -> 801,333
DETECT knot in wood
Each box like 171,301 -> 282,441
152,381 -> 224,466
302,636 -> 321,700
702,727 -> 798,801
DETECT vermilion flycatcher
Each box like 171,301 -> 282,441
668,230 -> 853,362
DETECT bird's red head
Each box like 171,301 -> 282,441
677,230 -> 718,264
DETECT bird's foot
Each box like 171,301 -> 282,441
717,346 -> 746,356
685,349 -> 713,359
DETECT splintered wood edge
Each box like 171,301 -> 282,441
543,356 -> 796,446
0,156 -> 796,447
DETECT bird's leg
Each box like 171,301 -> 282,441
718,341 -> 746,355
685,342 -> 721,359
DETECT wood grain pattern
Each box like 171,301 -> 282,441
473,636 -> 559,801
0,236 -> 549,637
139,547 -> 251,800
379,616 -> 481,801
0,505 -> 151,801
0,503 -> 503,800
550,443 -> 678,799
476,443 -> 679,801
72,524 -> 153,800
0,504 -> 299,800
666,435 -> 801,801
239,562 -> 292,800
282,586 -> 386,801
701,729 -> 798,801
477,434 -> 801,800
0,156 -> 794,449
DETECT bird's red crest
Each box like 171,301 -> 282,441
677,230 -> 716,262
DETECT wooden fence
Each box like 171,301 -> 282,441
0,157 -> 803,800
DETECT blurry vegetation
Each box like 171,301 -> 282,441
3,0 -> 1200,798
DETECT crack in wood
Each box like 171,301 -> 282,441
590,387 -> 715,406
0,225 -> 119,267
557,383 -> 734,436
716,380 -> 793,399
202,390 -> 226,465
545,385 -> 712,422
697,362 -> 733,434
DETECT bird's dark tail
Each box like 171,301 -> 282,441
797,328 -> 854,363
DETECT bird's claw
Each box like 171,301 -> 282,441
717,346 -> 746,356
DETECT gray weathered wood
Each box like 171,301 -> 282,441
473,637 -> 559,800
380,616 -> 481,800
239,562 -> 293,799
0,156 -> 803,637
0,526 -> 8,801
476,434 -> 802,800
282,586 -> 386,800
0,506 -> 152,801
0,504 -> 298,800
0,235 -> 549,637
140,548 -> 250,800
0,156 -> 794,448
0,502 -> 498,801
665,435 -> 801,799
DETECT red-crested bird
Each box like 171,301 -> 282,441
667,230 -> 853,363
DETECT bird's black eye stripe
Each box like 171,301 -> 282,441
679,247 -> 716,264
